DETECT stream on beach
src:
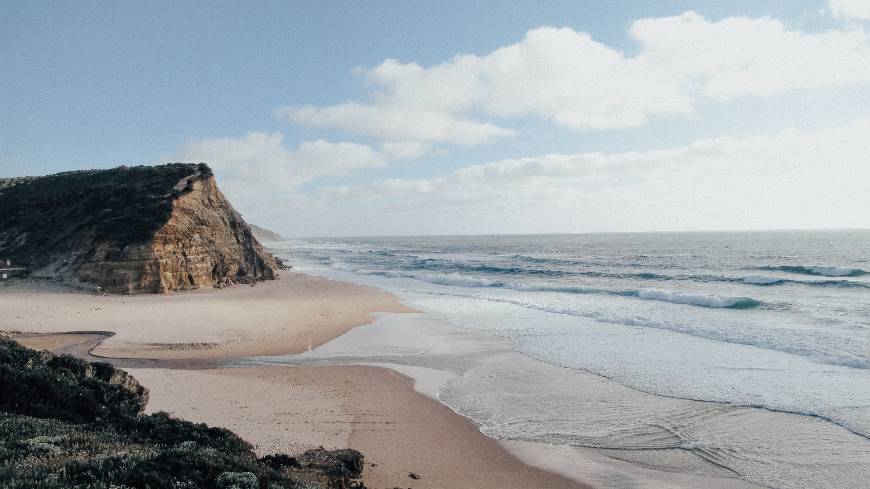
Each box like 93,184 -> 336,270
247,231 -> 870,489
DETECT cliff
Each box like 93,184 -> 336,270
0,163 -> 277,293
249,224 -> 285,243
0,338 -> 365,489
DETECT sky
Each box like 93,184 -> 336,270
2,0 -> 870,236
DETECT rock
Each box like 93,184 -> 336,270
261,453 -> 300,470
290,448 -> 365,489
274,256 -> 292,270
0,163 -> 276,293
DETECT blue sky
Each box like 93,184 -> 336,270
2,1 -> 869,235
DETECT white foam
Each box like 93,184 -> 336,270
742,275 -> 782,285
637,288 -> 752,308
331,263 -> 497,288
810,266 -> 862,277
416,271 -> 495,287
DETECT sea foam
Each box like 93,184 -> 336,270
636,289 -> 761,309
761,265 -> 866,277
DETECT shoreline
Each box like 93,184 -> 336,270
2,273 -> 592,489
129,365 -> 589,489
228,271 -> 771,489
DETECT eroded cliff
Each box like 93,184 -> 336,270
0,163 -> 276,293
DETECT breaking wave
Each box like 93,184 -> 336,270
742,275 -> 870,288
332,263 -> 761,309
760,265 -> 867,277
635,289 -> 761,309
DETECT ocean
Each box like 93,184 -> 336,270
265,230 -> 870,489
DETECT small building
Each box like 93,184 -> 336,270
0,259 -> 29,280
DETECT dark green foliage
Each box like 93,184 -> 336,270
124,412 -> 253,456
0,339 -> 148,423
0,163 -> 212,270
0,413 -> 279,489
0,340 -> 363,489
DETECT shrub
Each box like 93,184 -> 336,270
0,340 -> 364,489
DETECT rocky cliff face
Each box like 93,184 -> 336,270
0,163 -> 276,293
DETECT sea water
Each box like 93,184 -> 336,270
267,231 -> 870,489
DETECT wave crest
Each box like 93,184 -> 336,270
742,275 -> 784,285
760,265 -> 866,277
636,289 -> 761,309
331,261 -> 762,310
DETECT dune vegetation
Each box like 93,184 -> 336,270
0,338 -> 364,489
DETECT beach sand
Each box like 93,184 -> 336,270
2,273 -> 589,489
130,365 -> 588,489
1,272 -> 414,360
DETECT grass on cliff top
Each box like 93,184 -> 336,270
0,338 -> 363,489
0,163 -> 213,263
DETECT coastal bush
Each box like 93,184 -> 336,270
0,339 -> 148,423
215,472 -> 258,489
0,340 -> 364,489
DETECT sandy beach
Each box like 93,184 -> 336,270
2,274 -> 589,489
2,272 -> 413,360
130,365 -> 587,489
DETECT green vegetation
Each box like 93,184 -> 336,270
0,164 -> 213,254
0,339 -> 364,489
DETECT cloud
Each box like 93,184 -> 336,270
632,11 -> 870,100
173,132 -> 389,213
356,28 -> 693,131
176,132 -> 386,189
829,0 -> 870,21
380,141 -> 430,160
308,117 -> 870,235
276,103 -> 513,145
279,11 -> 870,140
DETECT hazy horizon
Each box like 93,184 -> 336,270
3,0 -> 869,235
285,227 -> 870,240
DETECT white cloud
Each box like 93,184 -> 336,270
177,132 -> 386,188
829,0 -> 870,20
279,11 -> 870,140
357,28 -> 692,130
632,11 -> 870,100
380,141 -> 430,160
173,132 -> 389,213
277,103 -> 513,145
306,117 -> 870,235
469,27 -> 692,129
